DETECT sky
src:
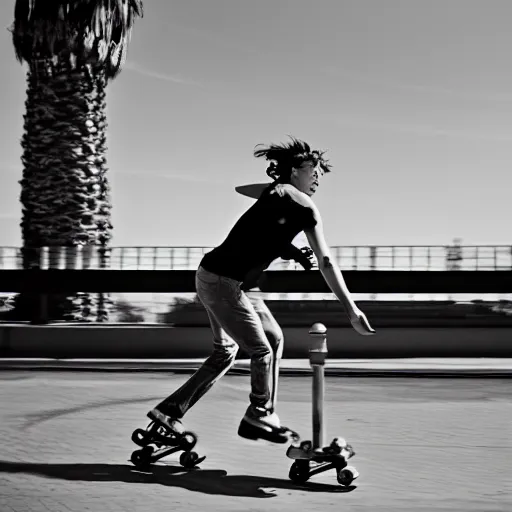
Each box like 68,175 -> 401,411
1,0 -> 512,249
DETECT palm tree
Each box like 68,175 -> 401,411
9,1 -> 143,322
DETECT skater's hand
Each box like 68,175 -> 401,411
271,184 -> 310,207
271,183 -> 295,198
348,306 -> 375,335
279,245 -> 316,270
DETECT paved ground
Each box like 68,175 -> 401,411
0,371 -> 510,512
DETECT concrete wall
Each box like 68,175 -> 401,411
163,299 -> 512,328
1,324 -> 511,359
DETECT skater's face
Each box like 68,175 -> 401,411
290,161 -> 324,197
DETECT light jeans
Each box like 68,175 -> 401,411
155,265 -> 283,418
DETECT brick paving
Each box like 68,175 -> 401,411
0,371 -> 510,512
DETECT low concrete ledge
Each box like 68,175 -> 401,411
1,324 -> 511,359
1,357 -> 511,377
162,299 -> 512,327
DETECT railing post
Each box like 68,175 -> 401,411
82,245 -> 93,270
153,247 -> 158,270
48,246 -> 62,269
33,247 -> 48,325
336,246 -> 341,269
370,246 -> 376,270
66,246 -> 78,269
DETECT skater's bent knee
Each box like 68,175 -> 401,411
213,341 -> 239,363
250,345 -> 272,364
274,335 -> 283,359
265,328 -> 283,357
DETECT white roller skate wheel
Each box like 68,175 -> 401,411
337,465 -> 359,486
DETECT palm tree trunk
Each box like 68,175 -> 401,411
9,1 -> 144,322
16,59 -> 113,322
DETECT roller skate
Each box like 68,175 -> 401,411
237,405 -> 300,444
286,436 -> 358,487
130,408 -> 205,470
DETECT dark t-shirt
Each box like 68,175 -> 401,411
200,183 -> 318,283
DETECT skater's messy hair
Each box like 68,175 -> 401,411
254,136 -> 332,183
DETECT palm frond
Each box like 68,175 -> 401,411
10,0 -> 144,78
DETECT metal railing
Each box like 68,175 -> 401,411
0,244 -> 511,271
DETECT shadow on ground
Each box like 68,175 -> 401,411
0,460 -> 354,498
19,396 -> 161,429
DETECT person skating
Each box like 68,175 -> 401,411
146,136 -> 375,444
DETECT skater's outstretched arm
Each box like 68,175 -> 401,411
302,200 -> 375,336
